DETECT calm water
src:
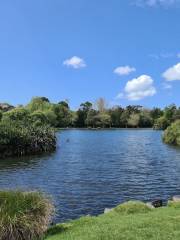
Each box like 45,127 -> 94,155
0,129 -> 180,222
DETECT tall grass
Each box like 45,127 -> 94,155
0,121 -> 56,157
0,191 -> 54,240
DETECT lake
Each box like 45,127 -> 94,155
0,129 -> 180,222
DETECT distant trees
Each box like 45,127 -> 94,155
0,97 -> 179,130
128,114 -> 140,128
76,102 -> 92,127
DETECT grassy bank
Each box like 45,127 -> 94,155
46,201 -> 180,240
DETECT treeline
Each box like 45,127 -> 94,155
0,97 -> 179,130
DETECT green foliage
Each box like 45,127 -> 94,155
128,114 -> 140,128
53,104 -> 71,128
0,97 -> 179,129
150,108 -> 163,122
0,121 -> 56,157
109,107 -> 124,127
43,110 -> 58,127
3,108 -> 30,122
27,97 -> 52,112
114,201 -> 151,215
163,120 -> 180,146
76,102 -> 92,127
30,111 -> 48,126
0,190 -> 54,240
85,109 -> 98,127
153,116 -> 170,130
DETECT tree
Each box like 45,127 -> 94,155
126,105 -> 142,115
0,103 -> 14,112
109,106 -> 124,127
98,113 -> 111,128
120,111 -> 129,128
58,101 -> 69,109
3,108 -> 30,123
139,110 -> 153,128
86,109 -> 98,128
27,97 -> 51,112
95,98 -> 107,112
153,116 -> 170,130
150,107 -> 163,121
53,103 -> 71,128
44,110 -> 57,126
128,114 -> 140,128
76,102 -> 92,127
164,104 -> 177,122
30,111 -> 48,126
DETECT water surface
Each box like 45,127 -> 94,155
0,129 -> 180,222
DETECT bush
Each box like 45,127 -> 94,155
114,201 -> 152,215
30,111 -> 48,126
2,108 -> 30,122
0,121 -> 56,157
153,116 -> 170,130
163,120 -> 180,146
0,191 -> 54,240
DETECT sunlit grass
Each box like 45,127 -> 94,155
46,201 -> 180,240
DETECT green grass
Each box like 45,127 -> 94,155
46,201 -> 180,240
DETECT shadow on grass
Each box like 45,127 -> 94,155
46,223 -> 73,237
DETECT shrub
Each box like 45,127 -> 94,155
153,116 -> 170,130
0,191 -> 54,240
2,108 -> 30,122
0,121 -> 56,157
163,120 -> 180,146
114,201 -> 152,215
30,111 -> 48,126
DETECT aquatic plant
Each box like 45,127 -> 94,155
0,121 -> 56,157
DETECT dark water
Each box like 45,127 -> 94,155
0,129 -> 180,222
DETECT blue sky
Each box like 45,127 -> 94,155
0,0 -> 180,109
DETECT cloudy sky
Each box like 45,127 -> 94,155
0,0 -> 180,108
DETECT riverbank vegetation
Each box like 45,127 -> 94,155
0,190 -> 54,240
46,200 -> 180,240
0,97 -> 179,156
0,97 -> 179,129
163,120 -> 180,146
0,121 -> 56,158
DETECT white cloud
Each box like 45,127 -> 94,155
149,52 -> 175,60
63,56 -> 86,69
163,83 -> 172,89
162,62 -> 180,81
134,0 -> 180,7
116,93 -> 124,99
117,75 -> 156,101
114,66 -> 136,76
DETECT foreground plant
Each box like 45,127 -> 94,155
0,191 -> 54,240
